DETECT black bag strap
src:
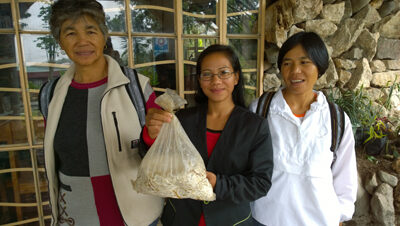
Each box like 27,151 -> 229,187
255,91 -> 276,118
255,91 -> 345,166
39,77 -> 60,119
328,101 -> 345,164
121,66 -> 147,128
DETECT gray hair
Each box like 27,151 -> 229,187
50,0 -> 108,42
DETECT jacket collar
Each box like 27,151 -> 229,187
58,54 -> 129,93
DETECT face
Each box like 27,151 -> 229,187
59,14 -> 106,68
280,44 -> 319,95
199,52 -> 239,104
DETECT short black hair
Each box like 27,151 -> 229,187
194,44 -> 245,108
277,32 -> 329,77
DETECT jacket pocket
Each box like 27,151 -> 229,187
112,111 -> 122,152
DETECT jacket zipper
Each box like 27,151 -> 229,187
233,211 -> 251,226
112,111 -> 122,152
100,85 -> 128,225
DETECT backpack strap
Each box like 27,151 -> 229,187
121,66 -> 147,128
328,101 -> 345,164
256,92 -> 276,118
39,77 -> 60,119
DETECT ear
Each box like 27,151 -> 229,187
234,72 -> 239,85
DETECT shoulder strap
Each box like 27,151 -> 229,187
39,77 -> 60,119
256,92 -> 276,118
121,66 -> 147,128
328,101 -> 345,164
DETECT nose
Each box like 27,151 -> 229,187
210,74 -> 222,83
290,63 -> 301,74
76,32 -> 90,45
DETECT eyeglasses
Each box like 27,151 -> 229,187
199,70 -> 234,81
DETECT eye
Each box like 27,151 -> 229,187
200,72 -> 213,80
66,32 -> 75,36
219,70 -> 232,78
301,60 -> 310,64
282,62 -> 290,66
220,70 -> 231,75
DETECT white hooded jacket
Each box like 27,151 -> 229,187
250,88 -> 357,226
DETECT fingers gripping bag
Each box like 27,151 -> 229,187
132,89 -> 216,201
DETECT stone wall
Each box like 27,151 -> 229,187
263,0 -> 400,225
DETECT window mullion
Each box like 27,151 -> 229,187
175,0 -> 184,97
257,0 -> 266,96
218,0 -> 227,44
125,0 -> 134,67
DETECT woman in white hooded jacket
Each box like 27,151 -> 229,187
250,32 -> 357,226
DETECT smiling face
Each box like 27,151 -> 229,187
59,14 -> 106,68
199,52 -> 239,105
280,44 -> 319,96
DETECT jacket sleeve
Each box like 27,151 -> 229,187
138,76 -> 160,158
331,114 -> 358,222
214,119 -> 274,203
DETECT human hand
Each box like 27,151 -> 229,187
206,171 -> 216,189
145,108 -> 173,139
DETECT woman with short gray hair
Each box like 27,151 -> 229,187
40,0 -> 163,225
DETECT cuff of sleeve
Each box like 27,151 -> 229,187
142,126 -> 156,146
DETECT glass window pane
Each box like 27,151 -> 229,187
184,64 -> 197,91
227,14 -> 258,34
136,66 -> 160,88
133,37 -> 175,64
184,94 -> 196,108
35,149 -> 45,169
19,2 -> 51,31
26,67 -> 66,91
183,0 -> 216,14
183,38 -> 217,61
105,36 -> 128,66
0,168 -> 38,224
22,34 -> 70,65
243,72 -> 257,87
0,34 -> 17,64
0,68 -> 21,89
0,92 -> 24,116
38,171 -> 49,202
244,88 -> 256,107
0,3 -> 13,29
30,92 -> 41,117
132,0 -> 173,8
227,0 -> 259,12
102,1 -> 126,32
0,120 -> 28,145
132,9 -> 174,33
183,16 -> 217,35
155,63 -> 176,89
229,39 -> 257,68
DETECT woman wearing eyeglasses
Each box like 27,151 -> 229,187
141,44 -> 274,226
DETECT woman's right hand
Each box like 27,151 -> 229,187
145,108 -> 173,139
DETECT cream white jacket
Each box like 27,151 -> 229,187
250,89 -> 357,226
43,55 -> 163,226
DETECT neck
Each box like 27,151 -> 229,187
282,89 -> 316,115
206,99 -> 235,131
74,56 -> 108,83
207,99 -> 235,117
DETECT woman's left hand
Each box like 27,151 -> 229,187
206,171 -> 216,189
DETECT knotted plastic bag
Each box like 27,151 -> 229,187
132,89 -> 216,201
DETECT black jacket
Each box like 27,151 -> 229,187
161,104 -> 273,226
